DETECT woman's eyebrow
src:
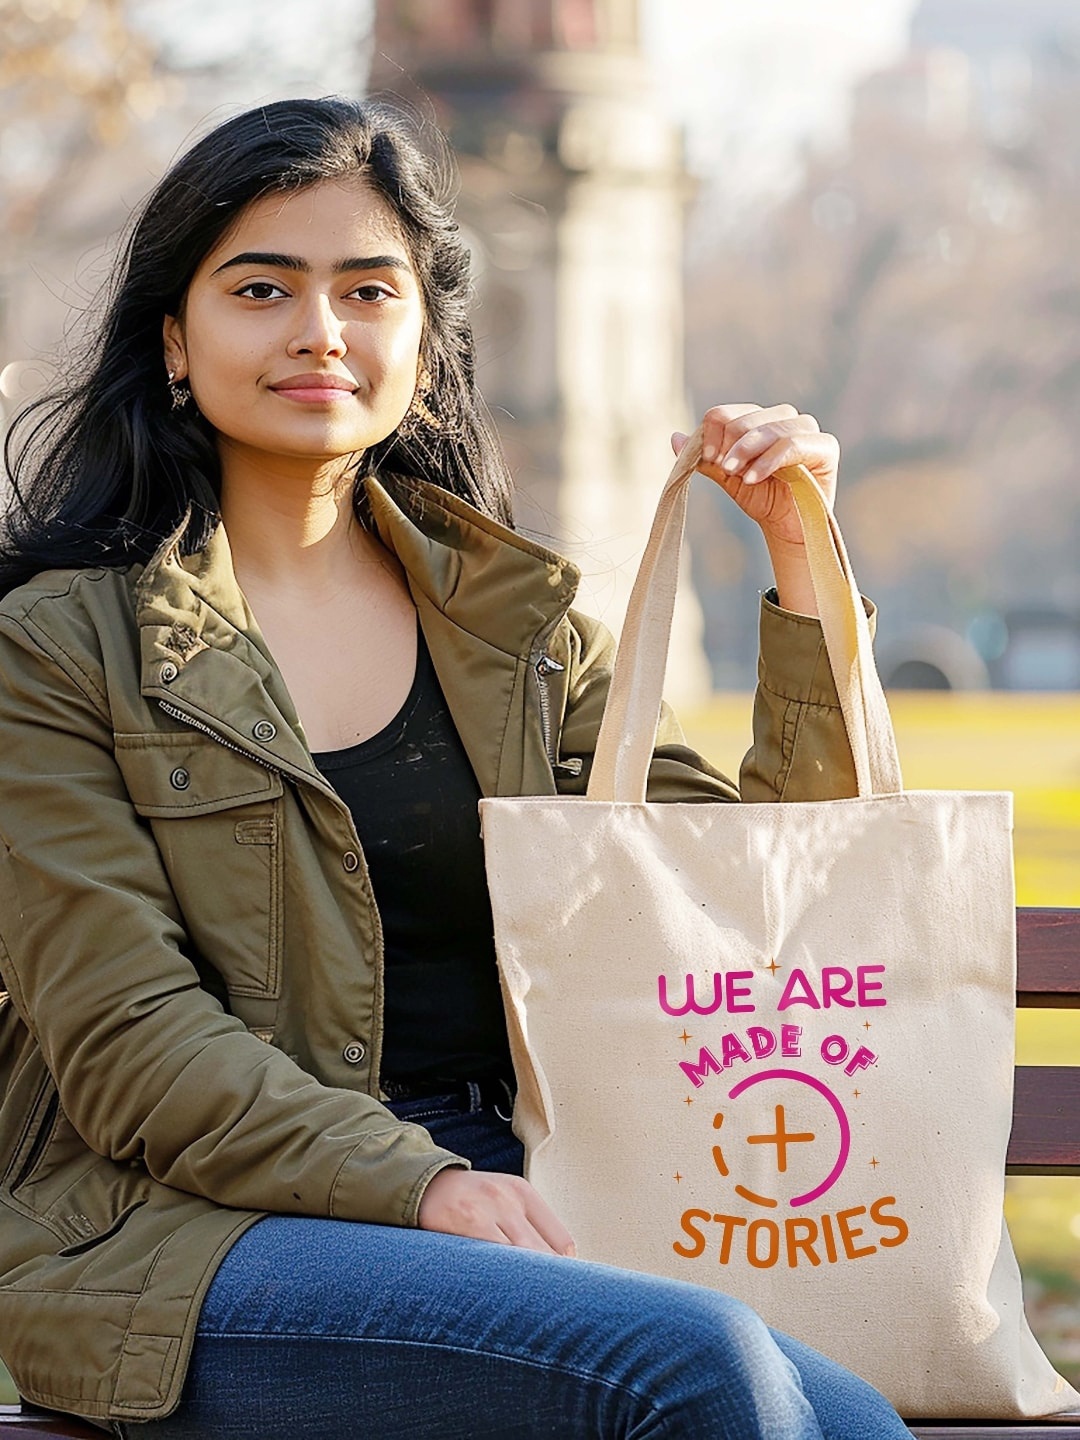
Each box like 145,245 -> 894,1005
211,250 -> 411,276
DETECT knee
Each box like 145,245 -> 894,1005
628,1284 -> 816,1438
654,1284 -> 781,1374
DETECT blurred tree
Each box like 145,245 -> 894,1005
0,0 -> 163,241
685,40 -> 1080,677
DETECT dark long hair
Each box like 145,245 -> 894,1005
0,97 -> 514,595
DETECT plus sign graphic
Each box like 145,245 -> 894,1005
711,1069 -> 852,1210
748,1105 -> 815,1173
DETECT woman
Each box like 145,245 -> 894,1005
0,98 -> 912,1438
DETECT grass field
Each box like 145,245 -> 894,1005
681,690 -> 1080,1384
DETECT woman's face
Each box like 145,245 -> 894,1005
163,179 -> 425,469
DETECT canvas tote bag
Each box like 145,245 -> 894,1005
480,431 -> 1080,1420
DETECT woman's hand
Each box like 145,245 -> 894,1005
673,403 -> 840,615
418,1167 -> 577,1257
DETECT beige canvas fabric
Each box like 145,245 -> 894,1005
480,434 -> 1080,1420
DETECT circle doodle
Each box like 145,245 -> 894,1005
727,1068 -> 851,1208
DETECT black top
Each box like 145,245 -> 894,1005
312,634 -> 513,1087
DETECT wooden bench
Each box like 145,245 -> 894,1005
2,906 -> 1079,1438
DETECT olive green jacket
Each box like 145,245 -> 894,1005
0,474 -> 861,1423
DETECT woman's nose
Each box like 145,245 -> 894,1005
287,293 -> 347,358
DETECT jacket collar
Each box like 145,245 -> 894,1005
367,475 -> 579,660
133,477 -> 581,796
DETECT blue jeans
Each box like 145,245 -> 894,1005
118,1093 -> 913,1439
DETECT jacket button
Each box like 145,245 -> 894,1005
342,851 -> 360,873
253,720 -> 277,742
170,767 -> 190,790
160,661 -> 179,683
342,1041 -> 366,1065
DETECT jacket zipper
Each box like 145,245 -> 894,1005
156,701 -> 281,772
532,652 -> 583,779
534,652 -> 561,764
12,1090 -> 58,1190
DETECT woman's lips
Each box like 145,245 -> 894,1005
269,374 -> 357,404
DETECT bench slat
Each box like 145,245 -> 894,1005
0,1410 -> 98,1438
1007,1066 -> 1080,1173
1018,910 -> 1080,1005
910,1426 -> 1080,1437
2,1408 -> 1079,1440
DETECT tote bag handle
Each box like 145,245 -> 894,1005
586,428 -> 904,804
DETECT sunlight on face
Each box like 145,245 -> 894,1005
164,180 -> 425,473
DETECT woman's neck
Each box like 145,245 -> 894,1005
218,447 -> 370,597
215,445 -> 419,751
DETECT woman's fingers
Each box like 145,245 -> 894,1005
698,407 -> 838,501
523,1190 -> 577,1258
418,1168 -> 577,1257
701,403 -> 798,465
676,404 -> 840,543
736,431 -> 840,490
718,414 -> 817,472
492,1183 -> 571,1254
497,1197 -> 577,1256
688,401 -> 841,608
678,407 -> 830,478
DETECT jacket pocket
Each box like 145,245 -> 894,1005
4,1075 -> 152,1246
1,1043 -> 153,1255
115,733 -> 285,999
3,1069 -> 58,1194
55,1199 -> 147,1257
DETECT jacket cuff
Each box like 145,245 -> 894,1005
329,1134 -> 469,1227
758,588 -> 877,708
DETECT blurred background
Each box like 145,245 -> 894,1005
2,0 -> 1079,1394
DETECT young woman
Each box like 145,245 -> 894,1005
0,98 -> 913,1438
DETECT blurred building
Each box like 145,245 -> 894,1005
373,0 -> 711,703
851,49 -> 973,143
912,0 -> 1080,54
910,0 -> 1080,142
852,0 -> 1080,145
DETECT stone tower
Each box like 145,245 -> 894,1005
372,0 -> 711,703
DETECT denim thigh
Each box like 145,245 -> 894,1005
111,1103 -> 912,1439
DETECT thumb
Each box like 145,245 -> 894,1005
670,430 -> 689,456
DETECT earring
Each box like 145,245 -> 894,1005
406,368 -> 441,431
406,393 -> 441,430
167,370 -> 190,410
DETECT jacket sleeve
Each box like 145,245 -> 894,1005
555,590 -> 873,803
739,590 -> 876,802
0,612 -> 464,1228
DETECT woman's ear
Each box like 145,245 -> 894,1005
162,314 -> 188,382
